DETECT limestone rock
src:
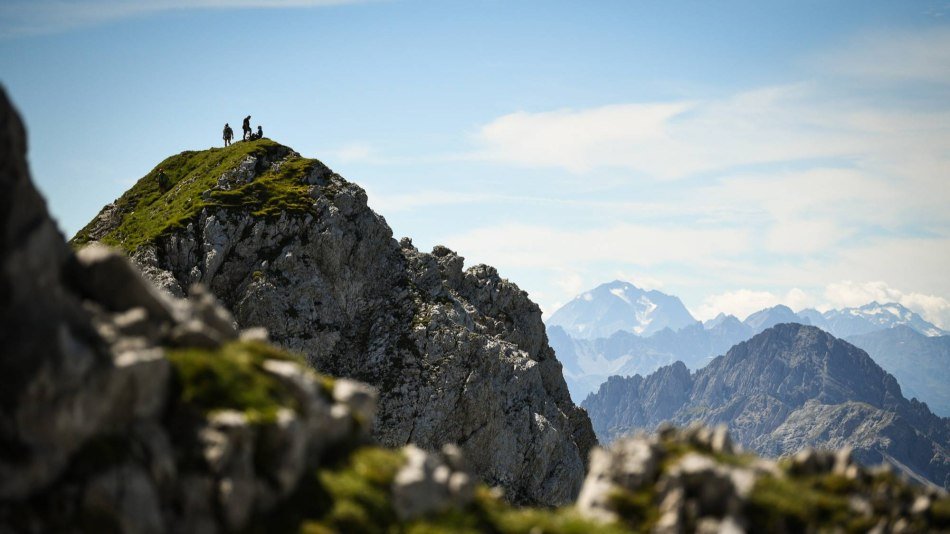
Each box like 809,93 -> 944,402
392,444 -> 476,520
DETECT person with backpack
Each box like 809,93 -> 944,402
242,115 -> 251,140
223,123 -> 234,146
256,125 -> 263,140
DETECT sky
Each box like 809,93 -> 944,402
2,0 -> 949,328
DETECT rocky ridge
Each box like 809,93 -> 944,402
582,323 -> 950,489
71,127 -> 593,505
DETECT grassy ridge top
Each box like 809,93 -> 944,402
71,139 -> 323,252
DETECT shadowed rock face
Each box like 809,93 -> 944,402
583,323 -> 950,489
75,133 -> 595,505
0,86 -> 116,498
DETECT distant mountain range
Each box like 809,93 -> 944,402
546,280 -> 697,339
581,324 -> 950,489
547,282 -> 947,405
803,301 -> 947,337
549,321 -> 749,402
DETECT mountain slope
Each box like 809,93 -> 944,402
547,281 -> 697,339
847,326 -> 950,417
582,324 -> 950,488
73,139 -> 594,506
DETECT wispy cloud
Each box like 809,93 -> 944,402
693,288 -> 817,322
368,190 -> 505,213
693,282 -> 950,329
330,142 -> 374,163
471,82 -> 950,187
443,222 -> 752,270
0,0 -> 376,37
470,84 -> 866,178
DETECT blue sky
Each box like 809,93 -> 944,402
2,0 -> 949,327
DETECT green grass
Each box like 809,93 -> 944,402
70,139 -> 325,252
250,443 -> 632,534
745,473 -> 877,533
248,446 -> 406,534
167,339 -> 313,423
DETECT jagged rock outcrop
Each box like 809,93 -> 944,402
583,323 -> 950,489
577,424 -> 949,533
71,135 -> 594,505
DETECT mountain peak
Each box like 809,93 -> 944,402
813,301 -> 945,337
742,304 -> 806,333
548,281 -> 696,339
583,321 -> 950,488
71,139 -> 331,252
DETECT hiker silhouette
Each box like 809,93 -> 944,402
223,123 -> 234,146
242,115 -> 251,140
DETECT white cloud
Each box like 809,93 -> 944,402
472,102 -> 694,174
442,222 -> 752,270
368,190 -> 504,213
0,0 -> 375,37
692,281 -> 950,329
330,142 -> 374,163
471,84 -> 875,179
694,288 -> 815,322
552,270 -> 586,297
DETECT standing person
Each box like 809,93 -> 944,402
242,115 -> 251,140
157,168 -> 169,191
223,123 -> 233,146
256,125 -> 263,140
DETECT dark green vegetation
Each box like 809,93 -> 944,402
167,340 -> 318,423
746,468 -> 950,533
257,446 -> 629,534
71,139 -> 323,252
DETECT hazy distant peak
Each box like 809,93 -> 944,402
548,280 -> 697,339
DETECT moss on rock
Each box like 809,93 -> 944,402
71,139 -> 326,252
167,339 -> 307,423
